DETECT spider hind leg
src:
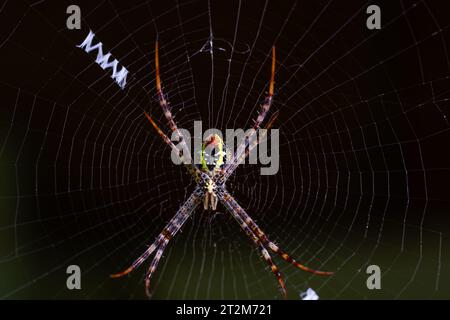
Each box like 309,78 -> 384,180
145,238 -> 169,298
246,215 -> 334,276
219,189 -> 334,277
218,191 -> 288,298
111,188 -> 202,281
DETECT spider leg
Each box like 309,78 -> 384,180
110,236 -> 161,278
250,218 -> 333,276
111,187 -> 203,278
217,46 -> 276,183
153,42 -> 192,164
253,234 -> 287,299
218,110 -> 279,184
144,236 -> 169,298
217,189 -> 287,298
218,188 -> 334,276
240,110 -> 279,163
144,111 -> 207,183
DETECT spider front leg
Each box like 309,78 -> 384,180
217,46 -> 276,184
143,111 -> 208,184
153,42 -> 192,164
219,110 -> 279,184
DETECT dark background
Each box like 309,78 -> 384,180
0,0 -> 449,299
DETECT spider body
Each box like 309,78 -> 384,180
111,43 -> 334,298
200,134 -> 227,210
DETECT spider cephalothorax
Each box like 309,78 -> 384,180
203,178 -> 218,210
111,43 -> 334,298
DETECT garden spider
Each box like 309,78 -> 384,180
111,43 -> 334,298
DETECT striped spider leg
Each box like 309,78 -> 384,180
219,109 -> 279,184
111,186 -> 203,298
218,188 -> 334,276
216,188 -> 287,298
215,46 -> 277,185
150,41 -> 212,187
154,42 -> 192,165
143,111 -> 208,184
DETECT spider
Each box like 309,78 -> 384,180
111,43 -> 334,298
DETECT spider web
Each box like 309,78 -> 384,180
0,0 -> 449,299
